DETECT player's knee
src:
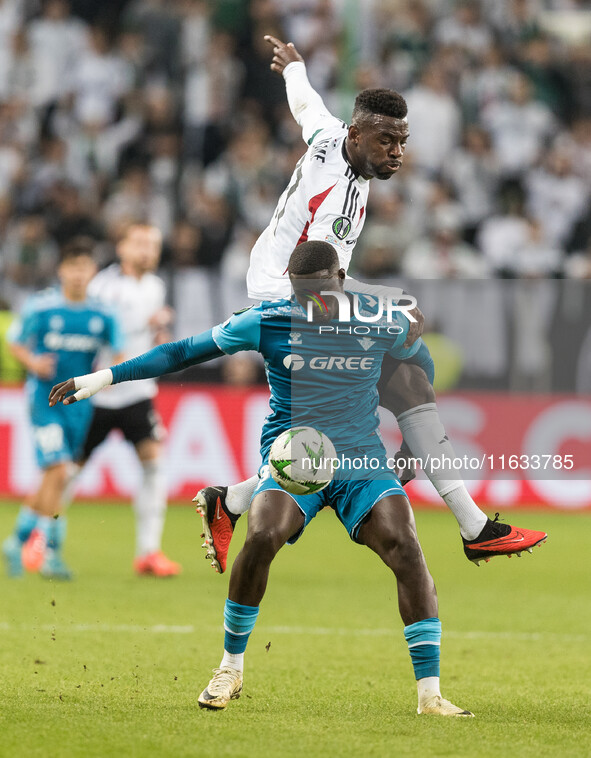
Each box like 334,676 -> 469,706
47,462 -> 70,489
380,524 -> 425,573
243,525 -> 285,563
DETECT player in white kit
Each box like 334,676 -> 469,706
195,36 -> 546,574
81,223 -> 181,577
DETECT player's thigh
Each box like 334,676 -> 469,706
378,355 -> 435,416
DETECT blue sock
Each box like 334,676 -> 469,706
223,599 -> 259,654
47,516 -> 67,551
14,506 -> 38,544
404,617 -> 441,680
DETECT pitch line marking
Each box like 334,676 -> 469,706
0,621 -> 586,643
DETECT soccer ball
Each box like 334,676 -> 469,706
269,426 -> 337,496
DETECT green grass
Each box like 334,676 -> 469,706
0,502 -> 590,758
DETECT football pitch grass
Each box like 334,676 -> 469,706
1,502 -> 590,758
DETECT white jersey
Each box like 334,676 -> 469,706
247,63 -> 370,300
88,264 -> 166,409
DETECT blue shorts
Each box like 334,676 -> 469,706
29,400 -> 93,470
253,463 -> 407,543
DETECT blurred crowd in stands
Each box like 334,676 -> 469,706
0,0 -> 590,321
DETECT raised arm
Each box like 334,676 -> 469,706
264,34 -> 335,143
49,330 -> 222,406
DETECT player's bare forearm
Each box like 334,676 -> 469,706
9,342 -> 56,378
404,306 -> 425,348
264,34 -> 303,75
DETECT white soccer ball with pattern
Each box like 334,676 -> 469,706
269,426 -> 337,496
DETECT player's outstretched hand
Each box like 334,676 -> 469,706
49,369 -> 113,407
49,378 -> 77,406
404,305 -> 425,348
264,35 -> 303,75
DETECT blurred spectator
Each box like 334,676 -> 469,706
121,0 -> 181,79
183,30 -> 244,166
0,2 -> 26,99
477,189 -> 531,275
525,145 -> 588,248
434,0 -> 493,60
403,63 -> 462,175
27,0 -> 89,107
517,35 -> 574,122
1,213 -> 59,308
167,217 -> 202,268
379,0 -> 433,92
353,189 -> 418,277
0,115 -> 26,199
69,25 -> 133,128
103,164 -> 172,238
278,0 -> 341,93
402,209 -> 490,279
443,125 -> 500,243
203,123 -> 281,232
507,218 -> 564,277
240,12 -> 289,127
45,181 -> 104,247
480,71 -> 556,178
556,117 -> 591,185
179,0 -> 211,68
460,44 -> 517,122
489,0 -> 542,51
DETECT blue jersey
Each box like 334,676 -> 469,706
10,289 -> 123,471
211,293 -> 422,460
9,288 -> 123,409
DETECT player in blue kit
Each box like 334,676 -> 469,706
50,241 -> 477,716
2,238 -> 123,579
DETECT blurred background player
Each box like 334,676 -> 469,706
2,238 -> 123,579
79,222 -> 180,577
195,35 -> 544,574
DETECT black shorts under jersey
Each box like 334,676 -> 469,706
81,399 -> 163,460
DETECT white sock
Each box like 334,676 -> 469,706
397,404 -> 488,540
443,486 -> 487,540
134,459 -> 167,556
417,676 -> 441,702
219,650 -> 244,673
226,476 -> 259,516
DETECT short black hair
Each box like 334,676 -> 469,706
351,89 -> 408,125
60,236 -> 96,263
288,241 -> 339,276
